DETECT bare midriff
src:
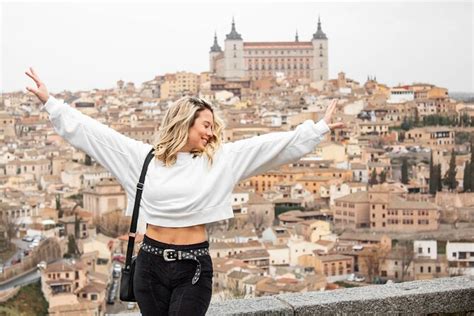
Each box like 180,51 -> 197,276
145,223 -> 208,245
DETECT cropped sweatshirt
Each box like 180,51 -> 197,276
43,96 -> 330,232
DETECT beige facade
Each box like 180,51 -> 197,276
370,191 -> 439,232
83,177 -> 127,218
334,191 -> 370,228
406,127 -> 455,146
314,142 -> 346,163
210,18 -> 329,82
159,72 -> 200,100
5,159 -> 51,180
0,111 -> 16,138
299,253 -> 354,282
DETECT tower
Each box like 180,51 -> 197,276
311,16 -> 328,82
209,32 -> 222,73
224,18 -> 245,81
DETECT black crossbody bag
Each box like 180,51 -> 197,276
120,148 -> 155,302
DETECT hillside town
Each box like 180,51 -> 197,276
1,19 -> 474,315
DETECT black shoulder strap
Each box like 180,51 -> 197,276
124,147 -> 155,271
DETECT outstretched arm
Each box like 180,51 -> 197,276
223,99 -> 344,183
25,68 -> 152,196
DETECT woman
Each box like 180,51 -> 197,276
26,67 -> 343,315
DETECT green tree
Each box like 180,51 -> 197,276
436,164 -> 443,192
369,169 -> 378,186
66,235 -> 79,258
398,131 -> 405,143
463,161 -> 471,192
55,194 -> 63,218
401,116 -> 411,131
444,149 -> 458,191
85,154 -> 92,166
470,137 -> 474,191
379,170 -> 387,183
401,158 -> 409,184
429,151 -> 436,195
414,109 -> 420,127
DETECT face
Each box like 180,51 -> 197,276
182,109 -> 214,152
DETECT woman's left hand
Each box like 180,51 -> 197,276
323,99 -> 345,130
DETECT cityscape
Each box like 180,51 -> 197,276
1,8 -> 474,316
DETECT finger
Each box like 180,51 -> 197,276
30,67 -> 39,79
26,86 -> 39,95
328,122 -> 345,129
25,70 -> 40,85
28,67 -> 42,86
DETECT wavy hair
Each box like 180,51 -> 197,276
154,96 -> 225,167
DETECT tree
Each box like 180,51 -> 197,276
369,169 -> 378,186
414,109 -> 420,127
398,131 -> 405,143
379,170 -> 387,184
360,245 -> 389,283
65,235 -> 80,258
100,209 -> 130,238
56,194 -> 63,218
436,164 -> 443,192
429,151 -> 436,195
401,158 -> 409,184
470,137 -> 474,191
444,149 -> 458,191
463,161 -> 471,192
0,216 -> 18,250
397,240 -> 415,282
401,116 -> 411,131
85,154 -> 92,166
248,210 -> 267,234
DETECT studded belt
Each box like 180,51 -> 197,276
140,242 -> 209,285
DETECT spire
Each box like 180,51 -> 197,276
295,29 -> 299,42
226,17 -> 242,40
312,15 -> 328,40
210,31 -> 222,52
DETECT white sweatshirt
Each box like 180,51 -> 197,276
43,96 -> 330,232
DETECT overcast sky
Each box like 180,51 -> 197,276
2,1 -> 473,93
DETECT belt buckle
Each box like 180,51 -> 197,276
163,249 -> 176,261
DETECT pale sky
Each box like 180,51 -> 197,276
1,1 -> 473,93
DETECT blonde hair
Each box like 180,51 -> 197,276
154,96 -> 225,167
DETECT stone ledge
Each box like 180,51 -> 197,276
206,276 -> 474,315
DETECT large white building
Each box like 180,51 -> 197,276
210,17 -> 329,82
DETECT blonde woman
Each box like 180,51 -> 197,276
26,67 -> 343,315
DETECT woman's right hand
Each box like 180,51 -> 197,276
25,67 -> 49,104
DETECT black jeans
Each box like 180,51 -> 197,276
133,235 -> 213,316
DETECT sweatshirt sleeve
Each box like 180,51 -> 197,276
223,119 -> 330,183
42,96 -> 152,197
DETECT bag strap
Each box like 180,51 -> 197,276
124,147 -> 155,271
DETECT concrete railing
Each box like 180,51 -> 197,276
206,276 -> 474,315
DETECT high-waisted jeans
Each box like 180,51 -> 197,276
133,235 -> 213,315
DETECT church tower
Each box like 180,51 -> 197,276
209,32 -> 222,73
224,18 -> 245,81
311,16 -> 329,82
